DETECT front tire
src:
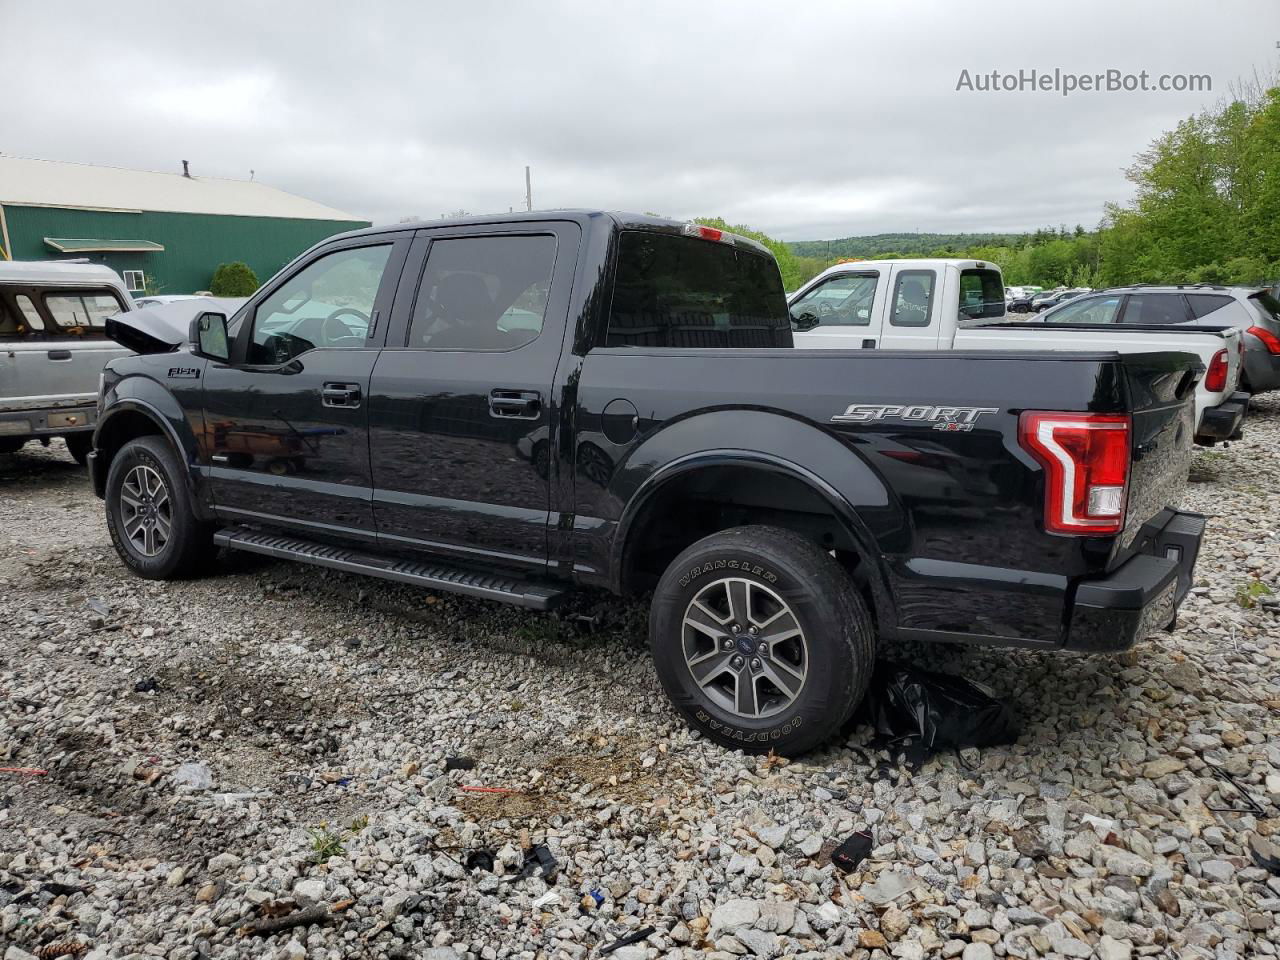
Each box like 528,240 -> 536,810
105,436 -> 215,579
650,525 -> 875,755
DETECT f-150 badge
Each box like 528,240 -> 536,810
832,403 -> 998,431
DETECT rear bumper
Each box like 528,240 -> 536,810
0,403 -> 97,439
1195,391 -> 1249,444
1063,509 -> 1206,652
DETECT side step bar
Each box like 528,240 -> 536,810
212,526 -> 566,610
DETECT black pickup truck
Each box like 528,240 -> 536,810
92,211 -> 1206,753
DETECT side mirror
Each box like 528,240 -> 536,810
791,310 -> 820,332
190,312 -> 230,361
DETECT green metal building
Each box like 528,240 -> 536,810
0,156 -> 370,295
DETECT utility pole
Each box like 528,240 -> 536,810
525,166 -> 532,212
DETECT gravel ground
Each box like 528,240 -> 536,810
2,402 -> 1279,960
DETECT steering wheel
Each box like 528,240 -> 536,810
321,308 -> 370,346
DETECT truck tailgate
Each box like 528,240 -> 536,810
1114,351 -> 1197,559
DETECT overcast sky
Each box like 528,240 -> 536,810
3,0 -> 1278,240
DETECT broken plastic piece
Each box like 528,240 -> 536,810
830,830 -> 874,873
172,762 -> 214,790
862,661 -> 1019,754
133,677 -> 159,693
532,891 -> 560,909
460,785 -> 515,795
517,844 -> 559,881
443,756 -> 476,772
464,849 -> 495,872
600,926 -> 656,955
0,767 -> 48,776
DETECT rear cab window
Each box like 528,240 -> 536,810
42,289 -> 126,338
0,295 -> 43,339
606,231 -> 790,348
958,268 -> 1004,319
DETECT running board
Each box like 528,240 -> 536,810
212,526 -> 566,610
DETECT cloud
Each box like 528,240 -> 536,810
3,0 -> 1277,239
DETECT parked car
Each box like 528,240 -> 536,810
0,261 -> 135,463
1033,288 -> 1090,312
1006,294 -> 1037,313
93,212 -> 1207,755
789,266 -> 1246,445
1036,284 -> 1280,394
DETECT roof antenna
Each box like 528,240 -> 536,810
182,160 -> 191,178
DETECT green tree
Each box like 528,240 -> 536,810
210,261 -> 260,296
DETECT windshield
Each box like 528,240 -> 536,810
606,231 -> 790,348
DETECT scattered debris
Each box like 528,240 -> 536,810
464,849 -> 495,872
239,904 -> 331,937
36,943 -> 88,960
580,889 -> 606,911
599,925 -> 656,955
459,785 -> 515,795
1250,833 -> 1280,874
443,756 -> 476,771
171,762 -> 213,790
829,830 -> 874,874
0,766 -> 48,776
132,677 -> 159,693
84,597 -> 110,616
1206,764 -> 1267,815
532,890 -> 561,909
517,844 -> 559,881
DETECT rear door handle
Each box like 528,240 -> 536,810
47,350 -> 72,361
489,390 -> 542,419
321,382 -> 362,408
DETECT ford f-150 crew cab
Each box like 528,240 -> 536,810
91,212 -> 1207,754
789,259 -> 1248,445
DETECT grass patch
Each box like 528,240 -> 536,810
1236,580 -> 1273,609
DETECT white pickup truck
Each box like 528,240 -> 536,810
789,258 -> 1248,445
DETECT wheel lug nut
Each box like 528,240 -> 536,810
721,638 -> 733,650
751,658 -> 762,669
730,655 -> 744,669
748,626 -> 758,635
730,623 -> 740,632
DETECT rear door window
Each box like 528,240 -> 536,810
43,290 -> 125,337
1122,293 -> 1191,325
889,270 -> 936,327
958,268 -> 1005,319
1186,294 -> 1235,319
408,235 -> 556,350
606,231 -> 790,348
789,273 -> 878,327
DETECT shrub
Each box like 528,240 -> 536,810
209,261 -> 260,296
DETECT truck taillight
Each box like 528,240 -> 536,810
1204,349 -> 1229,392
1247,325 -> 1280,354
682,223 -> 735,245
1019,412 -> 1130,535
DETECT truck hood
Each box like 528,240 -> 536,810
105,298 -> 240,355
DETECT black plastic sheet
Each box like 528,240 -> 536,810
863,661 -> 1020,753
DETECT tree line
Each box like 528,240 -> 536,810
704,75 -> 1280,292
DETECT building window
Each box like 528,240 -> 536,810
123,270 -> 145,292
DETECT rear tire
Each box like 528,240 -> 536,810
650,525 -> 875,755
105,436 -> 215,579
64,433 -> 92,466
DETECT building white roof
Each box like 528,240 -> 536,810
0,155 -> 364,222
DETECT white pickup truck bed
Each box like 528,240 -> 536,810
955,322 -> 1247,444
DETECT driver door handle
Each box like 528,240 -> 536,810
861,338 -> 877,349
322,382 -> 362,408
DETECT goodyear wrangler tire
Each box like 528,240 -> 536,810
650,525 -> 875,755
105,436 -> 215,580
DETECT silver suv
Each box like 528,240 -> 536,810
0,261 -> 134,463
1036,284 -> 1280,394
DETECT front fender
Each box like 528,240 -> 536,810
94,370 -> 210,517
